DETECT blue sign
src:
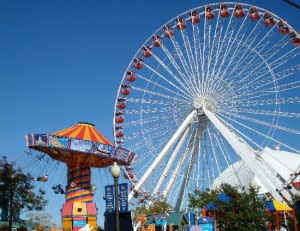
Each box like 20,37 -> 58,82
105,185 -> 114,213
119,183 -> 128,212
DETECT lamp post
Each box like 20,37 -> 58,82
111,162 -> 120,231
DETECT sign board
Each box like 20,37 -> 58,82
119,183 -> 128,213
105,185 -> 114,213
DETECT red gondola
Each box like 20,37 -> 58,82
249,7 -> 260,21
220,4 -> 229,18
133,58 -> 144,69
278,20 -> 290,34
120,84 -> 131,96
115,131 -> 123,138
142,46 -> 152,58
126,71 -> 136,82
34,174 -> 48,182
115,116 -> 124,123
234,4 -> 245,18
205,6 -> 214,20
128,172 -> 135,179
152,35 -> 162,47
163,25 -> 174,38
263,12 -> 275,26
189,10 -> 200,24
290,32 -> 300,46
116,98 -> 126,110
176,17 -> 186,29
115,111 -> 124,123
124,171 -> 135,179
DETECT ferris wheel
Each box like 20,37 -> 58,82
113,2 -> 300,209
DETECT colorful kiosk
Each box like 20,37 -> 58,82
25,122 -> 135,231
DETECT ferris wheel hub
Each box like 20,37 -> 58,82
193,95 -> 216,111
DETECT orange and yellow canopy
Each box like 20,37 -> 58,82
53,122 -> 112,145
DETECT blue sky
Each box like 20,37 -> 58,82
0,0 -> 299,227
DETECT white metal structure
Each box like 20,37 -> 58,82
113,2 -> 300,209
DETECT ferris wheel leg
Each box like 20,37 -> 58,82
152,126 -> 191,195
128,110 -> 197,201
162,127 -> 196,198
175,121 -> 202,211
203,107 -> 292,202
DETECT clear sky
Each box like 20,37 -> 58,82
0,0 -> 299,228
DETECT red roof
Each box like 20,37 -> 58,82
53,122 -> 112,145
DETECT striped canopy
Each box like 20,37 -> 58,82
53,122 -> 112,145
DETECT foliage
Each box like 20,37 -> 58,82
0,156 -> 47,228
132,197 -> 171,219
188,183 -> 268,231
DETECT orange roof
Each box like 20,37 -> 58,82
52,122 -> 112,145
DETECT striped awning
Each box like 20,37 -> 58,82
53,122 -> 112,145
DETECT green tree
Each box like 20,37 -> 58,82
0,156 -> 47,231
188,184 -> 268,231
133,197 -> 171,219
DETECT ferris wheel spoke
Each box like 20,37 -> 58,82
140,64 -> 194,99
206,15 -> 230,94
126,97 -> 186,107
192,24 -> 204,88
236,96 -> 300,106
180,30 -> 198,83
124,107 -> 172,115
233,40 -> 291,87
238,50 -> 300,90
238,67 -> 300,96
227,107 -> 300,119
217,19 -> 264,87
209,23 -> 225,87
148,49 -> 198,97
123,117 -> 161,127
245,64 -> 300,92
243,47 -> 300,88
221,110 -> 300,135
227,26 -> 277,79
210,8 -> 235,77
212,12 -> 250,91
124,125 -> 165,142
169,36 -> 197,89
236,79 -> 300,101
131,85 -> 188,102
223,23 -> 275,82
